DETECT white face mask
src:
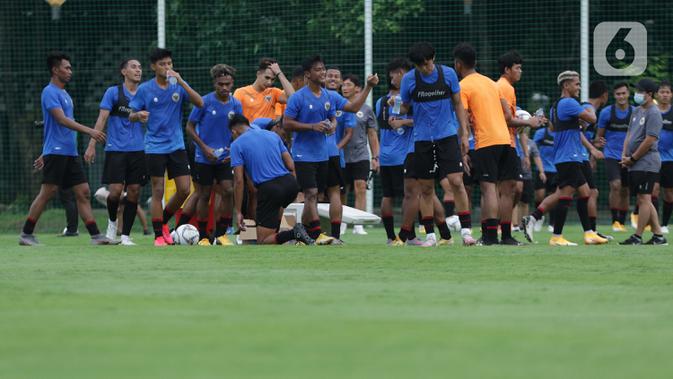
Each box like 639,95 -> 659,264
634,92 -> 646,105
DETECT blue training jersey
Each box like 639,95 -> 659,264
99,84 -> 145,152
551,97 -> 585,165
188,92 -> 242,164
376,95 -> 414,167
597,104 -> 634,160
230,128 -> 290,186
284,86 -> 336,162
41,83 -> 77,156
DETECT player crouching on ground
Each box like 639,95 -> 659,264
229,115 -> 315,245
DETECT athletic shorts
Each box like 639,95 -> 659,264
256,174 -> 300,230
295,160 -> 328,192
413,135 -> 463,179
660,162 -> 673,188
326,156 -> 344,189
344,159 -> 370,186
520,179 -> 534,204
102,151 -> 147,185
581,161 -> 596,189
42,155 -> 88,189
555,162 -> 587,189
605,158 -> 629,186
146,150 -> 191,179
194,162 -> 233,185
403,153 -> 419,179
472,144 -> 521,183
380,165 -> 404,198
629,171 -> 659,195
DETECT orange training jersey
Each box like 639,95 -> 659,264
459,73 -> 510,150
233,85 -> 284,121
496,77 -> 517,147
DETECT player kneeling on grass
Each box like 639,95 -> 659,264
619,79 -> 668,245
20,51 -> 114,246
229,115 -> 314,245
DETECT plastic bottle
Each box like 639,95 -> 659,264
392,94 -> 402,115
168,75 -> 178,85
213,147 -> 225,158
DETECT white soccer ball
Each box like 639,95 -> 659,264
515,109 -> 531,120
174,224 -> 200,245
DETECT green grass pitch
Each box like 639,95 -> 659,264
1,226 -> 672,378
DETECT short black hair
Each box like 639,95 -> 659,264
258,58 -> 277,72
343,74 -> 361,88
498,50 -> 523,74
386,57 -> 413,86
589,80 -> 608,99
119,58 -> 140,71
301,55 -> 324,73
408,42 -> 435,65
613,81 -> 629,91
453,42 -> 476,69
229,114 -> 250,129
659,80 -> 672,91
326,65 -> 341,73
291,66 -> 305,80
210,64 -> 236,80
149,48 -> 172,64
47,50 -> 70,73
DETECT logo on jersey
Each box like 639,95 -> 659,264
639,117 -> 646,125
211,109 -> 217,116
356,111 -> 364,118
264,95 -> 272,103
172,92 -> 180,102
153,97 -> 159,103
325,102 -> 331,111
228,111 -> 235,120
335,110 -> 343,117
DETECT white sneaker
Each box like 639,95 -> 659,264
106,219 -> 118,241
534,216 -> 544,232
120,235 -> 136,246
340,222 -> 348,236
547,225 -> 554,233
460,228 -> 476,246
661,226 -> 670,234
352,225 -> 368,235
446,215 -> 461,232
425,233 -> 437,246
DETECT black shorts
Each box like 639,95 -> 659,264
146,150 -> 191,179
661,162 -> 673,188
605,158 -> 629,186
194,162 -> 233,185
102,151 -> 147,185
326,156 -> 344,188
295,160 -> 328,192
187,147 -> 197,181
581,161 -> 596,189
520,179 -> 534,204
380,165 -> 404,198
555,162 -> 587,189
42,155 -> 88,189
345,160 -> 370,186
629,171 -> 659,195
472,145 -> 520,183
256,174 -> 300,230
413,136 -> 463,179
404,153 -> 418,179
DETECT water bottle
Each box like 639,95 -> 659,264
168,75 -> 178,85
213,147 -> 225,158
391,94 -> 402,115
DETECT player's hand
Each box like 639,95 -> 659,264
268,63 -> 282,76
205,147 -> 218,162
33,155 -> 44,171
389,118 -> 405,129
366,73 -> 379,87
528,115 -> 547,128
88,128 -> 106,144
84,145 -> 96,164
371,158 -> 380,173
593,137 -> 606,148
166,69 -> 183,84
237,213 -> 247,232
523,157 -> 531,171
460,135 -> 470,156
462,153 -> 471,177
619,156 -> 634,167
592,149 -> 605,160
135,111 -> 150,123
387,97 -> 396,107
540,172 -> 547,183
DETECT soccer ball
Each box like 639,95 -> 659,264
173,224 -> 200,245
